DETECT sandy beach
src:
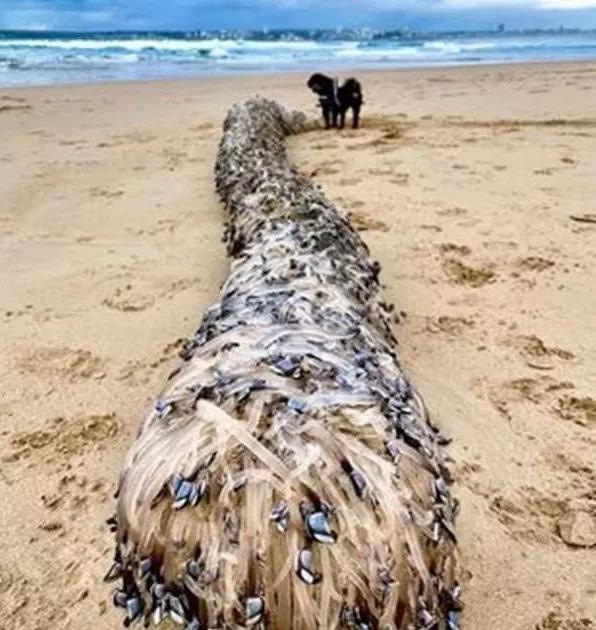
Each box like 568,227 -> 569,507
0,62 -> 595,629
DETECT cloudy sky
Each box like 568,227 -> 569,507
2,0 -> 596,31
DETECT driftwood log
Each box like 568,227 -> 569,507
108,98 -> 460,629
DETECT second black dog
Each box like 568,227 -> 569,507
307,73 -> 363,129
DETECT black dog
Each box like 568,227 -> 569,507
307,73 -> 363,130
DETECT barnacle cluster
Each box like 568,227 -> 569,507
108,98 -> 460,629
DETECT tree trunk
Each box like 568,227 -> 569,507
108,98 -> 459,629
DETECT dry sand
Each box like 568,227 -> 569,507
0,62 -> 595,629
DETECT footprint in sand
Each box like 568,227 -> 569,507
374,144 -> 401,155
439,243 -> 471,257
90,187 -> 125,199
491,376 -> 594,429
338,198 -> 365,210
2,305 -> 49,323
0,564 -> 14,596
437,206 -> 467,217
368,166 -> 397,176
5,413 -> 120,466
190,122 -> 215,132
555,396 -> 596,428
97,132 -> 156,148
390,173 -> 410,186
117,337 -> 188,385
442,258 -> 496,288
546,452 -> 596,546
517,256 -> 555,272
149,337 -> 189,370
0,565 -> 67,627
426,77 -> 455,84
347,211 -> 389,233
310,162 -> 341,177
380,124 -> 408,140
116,359 -> 154,386
358,116 -> 411,137
0,551 -> 95,626
75,234 -> 95,243
132,218 -> 179,237
548,447 -> 596,484
426,315 -> 475,336
59,138 -> 87,147
537,610 -> 595,629
454,460 -> 487,498
103,277 -> 199,313
310,142 -> 338,151
419,224 -> 443,233
162,147 -> 189,170
502,376 -> 573,404
570,213 -> 596,225
103,284 -> 155,312
345,127 -> 408,152
507,334 -> 574,370
19,346 -> 105,382
489,486 -> 567,544
0,103 -> 32,114
1,95 -> 27,103
40,473 -> 110,523
38,519 -> 65,535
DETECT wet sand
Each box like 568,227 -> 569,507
0,62 -> 595,629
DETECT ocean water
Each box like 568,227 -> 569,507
1,29 -> 596,87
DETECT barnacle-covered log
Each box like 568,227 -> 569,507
108,98 -> 460,629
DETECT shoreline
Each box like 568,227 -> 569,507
2,56 -> 596,91
1,61 -> 595,629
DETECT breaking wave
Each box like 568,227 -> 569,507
1,30 -> 595,86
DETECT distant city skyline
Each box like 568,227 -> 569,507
2,1 -> 596,32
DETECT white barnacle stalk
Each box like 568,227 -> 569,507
109,98 -> 459,629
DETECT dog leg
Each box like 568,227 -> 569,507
352,105 -> 361,129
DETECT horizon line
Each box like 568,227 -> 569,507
2,25 -> 596,35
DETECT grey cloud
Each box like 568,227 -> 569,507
1,0 -> 596,31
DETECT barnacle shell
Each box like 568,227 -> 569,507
109,98 -> 458,629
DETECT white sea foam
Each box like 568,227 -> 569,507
0,32 -> 595,86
